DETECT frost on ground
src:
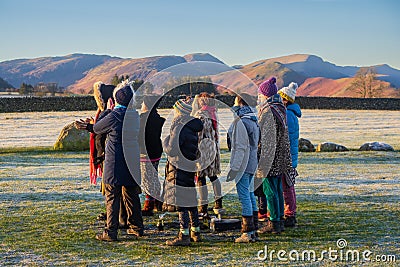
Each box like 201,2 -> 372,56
1,109 -> 400,149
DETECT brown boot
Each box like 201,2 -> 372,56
258,220 -> 281,234
190,227 -> 201,242
95,231 -> 117,242
252,211 -> 259,241
166,231 -> 190,246
141,198 -> 154,216
235,216 -> 255,243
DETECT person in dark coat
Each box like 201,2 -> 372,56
76,83 -> 142,241
139,95 -> 165,215
76,81 -> 129,227
163,98 -> 204,246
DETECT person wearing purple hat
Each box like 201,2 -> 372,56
256,77 -> 293,234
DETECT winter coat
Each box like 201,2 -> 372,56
162,115 -> 203,207
256,95 -> 292,179
90,107 -> 141,187
286,103 -> 301,168
228,106 -> 260,175
139,109 -> 165,160
193,109 -> 221,178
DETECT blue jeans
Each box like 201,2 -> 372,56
263,176 -> 283,222
236,172 -> 258,217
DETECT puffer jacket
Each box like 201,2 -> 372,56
163,115 -> 203,187
228,106 -> 259,175
286,103 -> 301,168
162,115 -> 203,207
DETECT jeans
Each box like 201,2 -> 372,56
282,174 -> 297,217
236,172 -> 258,217
177,206 -> 200,229
262,176 -> 283,222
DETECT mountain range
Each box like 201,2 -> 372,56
0,53 -> 399,98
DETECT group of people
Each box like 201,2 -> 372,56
75,76 -> 302,246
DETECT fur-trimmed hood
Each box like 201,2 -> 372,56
93,81 -> 115,111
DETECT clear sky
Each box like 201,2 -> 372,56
1,0 -> 399,68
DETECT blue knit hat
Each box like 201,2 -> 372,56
115,85 -> 133,106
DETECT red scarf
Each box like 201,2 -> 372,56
200,105 -> 218,136
89,109 -> 102,185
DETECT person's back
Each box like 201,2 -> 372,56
286,103 -> 301,168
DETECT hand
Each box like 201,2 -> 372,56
74,120 -> 88,130
83,117 -> 94,124
107,98 -> 115,110
226,169 -> 239,182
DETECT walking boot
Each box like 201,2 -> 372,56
141,197 -> 155,216
280,216 -> 285,232
235,216 -> 255,243
213,198 -> 226,214
154,200 -> 163,212
258,220 -> 281,235
95,231 -> 117,242
284,216 -> 296,227
166,230 -> 191,246
198,204 -> 208,219
190,226 -> 201,242
252,211 -> 260,241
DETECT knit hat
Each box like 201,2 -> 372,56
258,77 -> 278,97
278,82 -> 298,103
114,85 -> 134,106
173,99 -> 192,115
93,81 -> 115,111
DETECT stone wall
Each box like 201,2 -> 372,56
0,95 -> 399,113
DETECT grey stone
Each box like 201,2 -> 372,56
298,138 -> 316,152
54,122 -> 89,151
359,142 -> 394,151
316,142 -> 348,152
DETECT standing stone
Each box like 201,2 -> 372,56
298,138 -> 316,152
359,142 -> 394,151
54,122 -> 89,151
316,142 -> 348,152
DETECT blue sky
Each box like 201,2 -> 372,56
1,0 -> 399,68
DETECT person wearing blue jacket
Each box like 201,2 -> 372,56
76,83 -> 142,241
278,82 -> 301,227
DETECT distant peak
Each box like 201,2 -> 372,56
183,53 -> 225,64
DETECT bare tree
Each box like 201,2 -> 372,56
347,67 -> 388,98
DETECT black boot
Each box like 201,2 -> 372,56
280,216 -> 285,232
214,198 -> 223,209
284,216 -> 296,227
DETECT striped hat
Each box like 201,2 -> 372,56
278,82 -> 298,103
173,99 -> 192,115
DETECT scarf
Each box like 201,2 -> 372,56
236,106 -> 258,122
200,105 -> 218,132
259,94 -> 287,129
89,109 -> 102,185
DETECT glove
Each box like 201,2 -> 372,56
226,169 -> 239,182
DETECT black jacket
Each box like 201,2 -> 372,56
139,110 -> 165,159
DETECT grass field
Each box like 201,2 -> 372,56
0,149 -> 399,266
0,109 -> 399,266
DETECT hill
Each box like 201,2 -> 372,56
0,77 -> 14,90
0,53 -> 399,97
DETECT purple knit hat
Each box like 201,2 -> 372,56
258,77 -> 278,97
